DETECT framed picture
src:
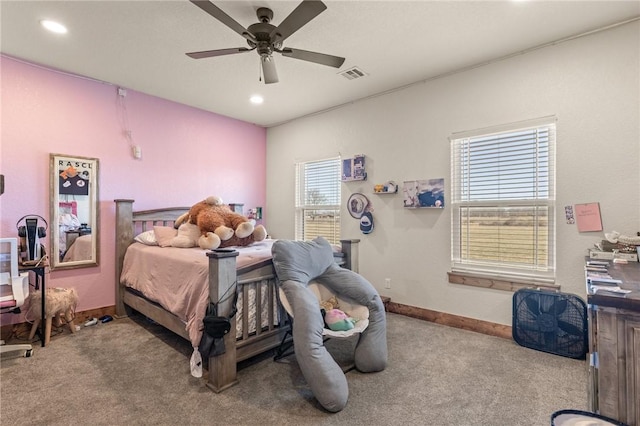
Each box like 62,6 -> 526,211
403,178 -> 445,208
342,154 -> 366,181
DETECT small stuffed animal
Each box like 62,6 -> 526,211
319,296 -> 339,312
323,308 -> 356,332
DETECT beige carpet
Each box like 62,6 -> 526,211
0,312 -> 587,425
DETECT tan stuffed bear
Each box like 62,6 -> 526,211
176,196 -> 267,250
219,224 -> 268,248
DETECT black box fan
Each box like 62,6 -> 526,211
512,288 -> 587,359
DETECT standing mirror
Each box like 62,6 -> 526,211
50,154 -> 99,270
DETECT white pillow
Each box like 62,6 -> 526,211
134,230 -> 158,246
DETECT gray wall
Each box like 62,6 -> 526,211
265,22 -> 640,326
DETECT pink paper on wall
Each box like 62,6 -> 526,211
574,202 -> 603,232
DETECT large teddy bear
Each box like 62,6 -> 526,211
175,196 -> 267,250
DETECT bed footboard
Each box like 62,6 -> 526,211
206,251 -> 287,392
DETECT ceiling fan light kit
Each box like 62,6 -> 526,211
187,0 -> 345,84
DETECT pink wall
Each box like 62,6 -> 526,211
0,56 -> 266,318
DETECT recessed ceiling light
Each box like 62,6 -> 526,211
250,95 -> 264,105
40,20 -> 68,34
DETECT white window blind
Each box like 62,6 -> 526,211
295,158 -> 341,244
450,118 -> 556,282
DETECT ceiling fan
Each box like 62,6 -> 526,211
186,0 -> 346,84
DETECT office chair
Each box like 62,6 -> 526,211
0,272 -> 34,357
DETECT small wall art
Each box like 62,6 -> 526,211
342,154 -> 366,181
574,202 -> 603,232
403,178 -> 445,208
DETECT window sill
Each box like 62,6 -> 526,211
447,272 -> 559,292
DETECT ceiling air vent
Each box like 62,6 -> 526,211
339,66 -> 368,80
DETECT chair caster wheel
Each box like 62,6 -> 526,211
25,349 -> 33,358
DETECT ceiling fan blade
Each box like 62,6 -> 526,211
190,0 -> 255,42
186,47 -> 252,59
281,48 -> 345,68
270,0 -> 327,43
261,56 -> 279,84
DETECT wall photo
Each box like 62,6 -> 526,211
403,178 -> 445,208
342,155 -> 366,181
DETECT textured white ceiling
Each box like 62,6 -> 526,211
2,1 -> 639,127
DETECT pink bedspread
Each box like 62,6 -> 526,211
120,240 -> 275,347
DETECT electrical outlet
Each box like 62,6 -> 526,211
384,278 -> 391,289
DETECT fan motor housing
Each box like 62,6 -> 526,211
247,15 -> 279,55
247,22 -> 276,42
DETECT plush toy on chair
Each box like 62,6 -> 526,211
323,308 -> 356,331
272,237 -> 387,412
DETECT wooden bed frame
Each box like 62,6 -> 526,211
114,199 -> 360,392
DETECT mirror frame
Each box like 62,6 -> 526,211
49,154 -> 100,270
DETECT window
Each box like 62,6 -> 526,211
295,158 -> 341,244
450,118 -> 556,284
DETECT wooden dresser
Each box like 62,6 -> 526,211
587,259 -> 640,426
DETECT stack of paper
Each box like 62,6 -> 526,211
584,258 -> 631,296
587,276 -> 623,286
587,260 -> 610,266
590,285 -> 631,297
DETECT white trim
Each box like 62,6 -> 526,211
450,115 -> 557,140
